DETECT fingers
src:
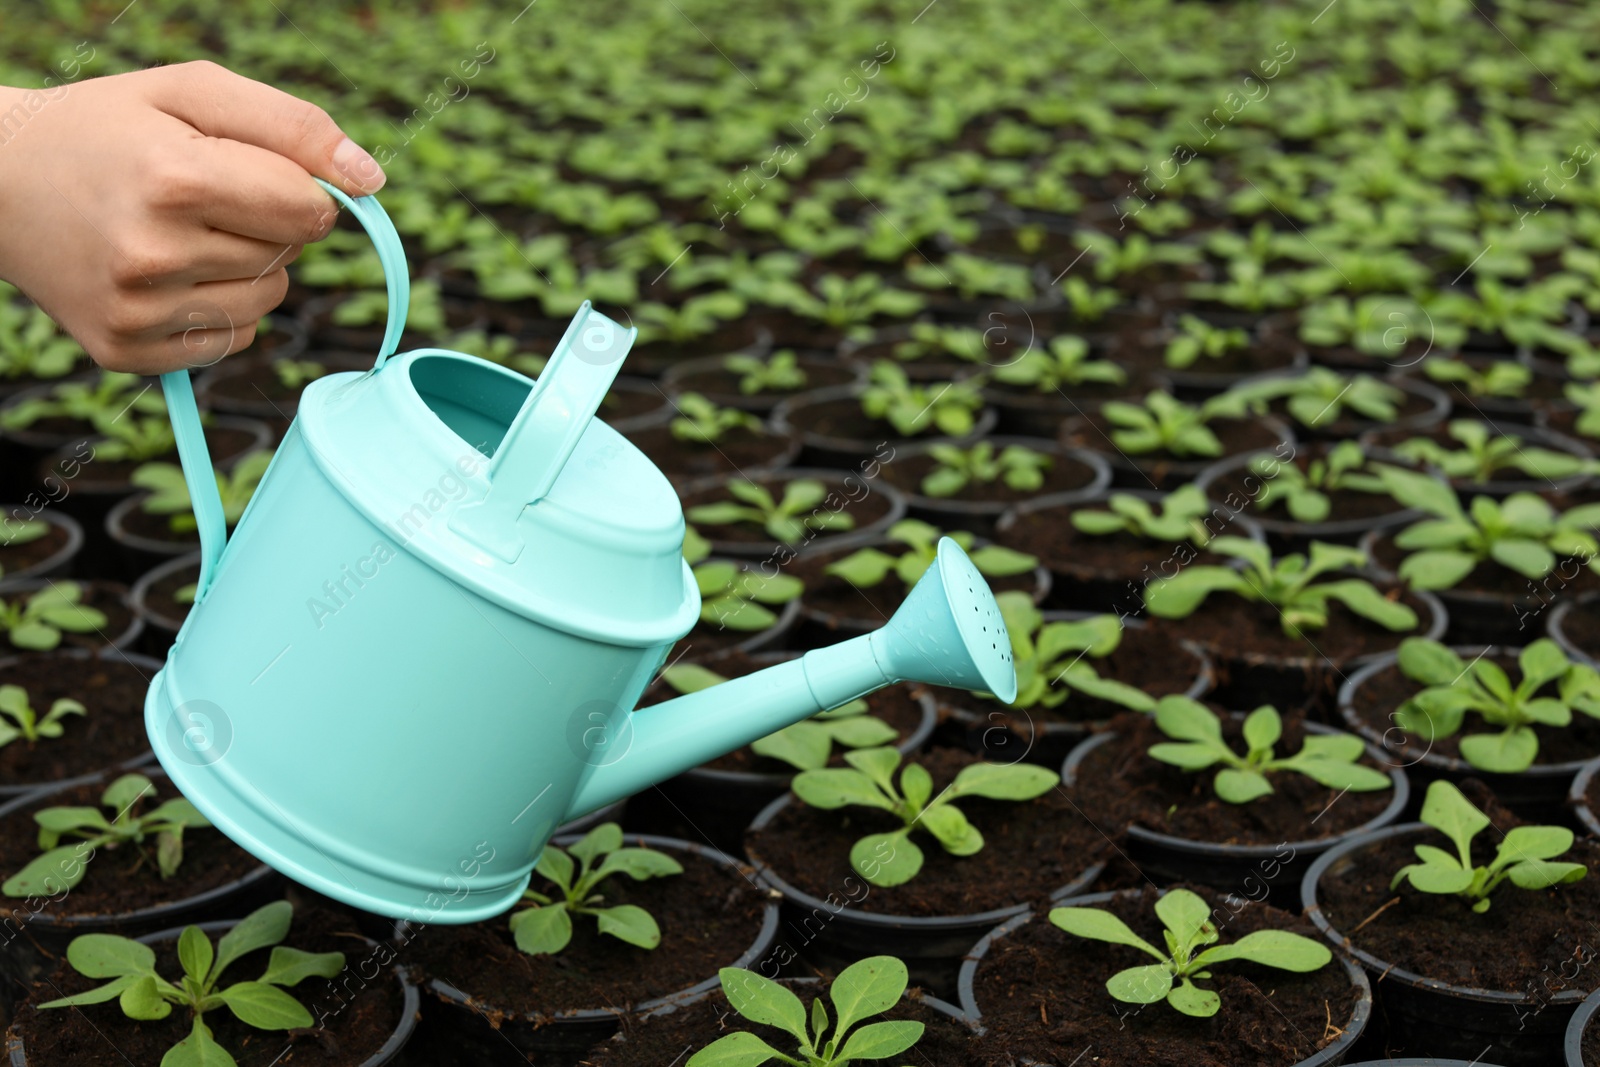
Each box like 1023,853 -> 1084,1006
141,60 -> 385,197
88,270 -> 287,374
183,136 -> 341,247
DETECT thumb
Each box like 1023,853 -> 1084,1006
143,60 -> 385,197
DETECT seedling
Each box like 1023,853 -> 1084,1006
0,372 -> 165,434
1566,380 -> 1600,438
694,560 -> 803,632
662,664 -> 894,771
0,302 -> 84,382
859,362 -> 985,437
1100,391 -> 1234,458
1164,314 -> 1248,370
919,441 -> 1051,497
38,900 -> 344,1067
271,359 -> 328,391
1186,258 -> 1299,312
1070,485 -> 1217,544
0,685 -> 84,748
670,392 -> 763,443
1059,275 -> 1122,322
91,415 -> 177,463
725,349 -> 808,394
775,273 -> 925,328
1212,368 -> 1404,430
989,335 -> 1125,392
509,823 -> 682,954
133,451 -> 274,534
634,291 -> 746,344
1075,228 -> 1202,285
1391,637 -> 1600,773
791,747 -> 1057,885
691,956 -> 922,1067
907,252 -> 1037,302
825,519 -> 1037,589
992,592 -> 1154,713
1147,697 -> 1390,802
1391,780 -> 1586,912
1049,887 -> 1331,1017
1387,419 -> 1592,484
686,477 -> 855,545
1423,358 -> 1531,398
1298,295 -> 1442,358
332,279 -> 446,336
2,773 -> 211,896
1145,537 -> 1417,639
891,322 -> 992,365
0,582 -> 108,650
1243,442 -> 1389,523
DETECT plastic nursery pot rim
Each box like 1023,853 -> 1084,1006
129,550 -> 202,638
1359,420 -> 1597,500
1566,983 -> 1600,1067
0,764 -> 282,931
104,493 -> 201,558
954,890 -> 1372,1067
603,376 -> 677,435
0,578 -> 143,653
406,832 -> 781,1025
769,383 -> 1000,458
1060,724 -> 1410,863
1569,756 -> 1600,840
879,437 -> 1112,519
743,791 -> 1106,935
0,509 -> 84,590
1300,821 -> 1597,1013
0,646 -> 163,799
1548,595 -> 1599,668
1191,448 -> 1423,543
675,466 -> 910,559
1336,647 -> 1600,786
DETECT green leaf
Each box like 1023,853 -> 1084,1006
830,955 -> 908,1036
1241,707 -> 1281,754
218,980 -> 314,1030
1517,640 -> 1570,693
178,925 -> 213,987
947,762 -> 1057,800
1506,860 -> 1587,890
1154,888 -> 1214,949
1106,963 -> 1173,1004
36,973 -> 138,1009
851,831 -> 922,886
919,804 -> 983,856
968,545 -> 1040,577
1397,639 -> 1466,686
792,768 -> 895,812
535,843 -> 577,890
1166,977 -> 1221,1017
899,761 -> 933,813
686,1031 -> 784,1067
594,904 -> 662,949
1495,826 -> 1575,866
1378,464 -> 1462,519
120,974 -> 174,1021
1048,907 -> 1164,959
1143,567 -> 1249,619
1193,930 -> 1331,972
1397,550 -> 1478,591
101,773 -> 154,815
161,1018 -> 237,1067
1489,538 -> 1555,579
719,967 -> 810,1047
33,806 -> 111,834
1153,696 -> 1223,743
834,1019 -> 924,1062
257,946 -> 346,988
826,548 -> 897,588
823,714 -> 898,750
842,746 -> 903,792
3,843 -> 93,896
1419,780 -> 1489,860
510,903 -> 573,955
1458,728 -> 1539,773
65,934 -> 156,978
1214,767 -> 1274,803
1148,741 -> 1224,770
594,847 -> 685,882
1289,757 -> 1392,792
751,722 -> 834,771
662,664 -> 728,696
1317,580 -> 1418,632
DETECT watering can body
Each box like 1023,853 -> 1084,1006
145,183 -> 1018,923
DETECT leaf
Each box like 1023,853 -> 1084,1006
1241,707 -> 1281,755
218,980 -> 314,1030
1193,930 -> 1331,972
751,722 -> 834,771
1419,780 -> 1489,860
1397,639 -> 1465,686
792,768 -> 895,812
179,925 -> 214,987
719,967 -> 810,1047
510,903 -> 573,955
535,843 -> 576,890
823,714 -> 898,750
211,901 -> 293,983
1517,639 -> 1570,693
101,773 -> 154,815
3,843 -> 94,896
826,548 -> 897,588
968,545 -> 1040,577
1458,728 -> 1539,774
1506,860 -> 1587,890
1495,825 -> 1575,866
1154,888 -> 1214,950
594,847 -> 685,882
1148,741 -> 1224,770
1288,758 -> 1392,792
685,1030 -> 784,1067
1214,767 -> 1274,804
36,973 -> 138,1009
1377,464 -> 1462,519
1143,567 -> 1249,619
1295,734 -> 1366,763
257,946 -> 346,988
1153,696 -> 1223,743
830,955 -> 908,1036
1395,858 -> 1476,895
120,974 -> 174,1021
33,805 -> 111,834
1047,907 -> 1164,959
161,1018 -> 238,1067
66,934 -> 156,980
594,904 -> 662,949
899,762 -> 933,813
842,746 -> 903,793
662,664 -> 728,696
1490,537 -> 1555,579
1166,977 -> 1221,1017
920,804 -> 983,856
1317,580 -> 1418,631
1106,963 -> 1173,1004
835,1019 -> 924,1062
851,831 -> 923,886
947,762 -> 1057,800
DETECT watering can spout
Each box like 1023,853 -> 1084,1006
563,537 -> 1018,820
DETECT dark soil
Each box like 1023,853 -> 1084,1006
1203,446 -> 1412,525
40,425 -> 259,492
10,897 -> 406,1067
878,449 -> 1100,505
786,395 -> 983,446
1559,598 -> 1600,660
679,472 -> 895,546
404,840 -> 769,1017
625,425 -> 796,482
1071,711 -> 1393,845
997,514 -> 1242,590
585,981 -> 984,1067
1158,586 -> 1432,664
1371,529 -> 1600,599
0,775 -> 264,919
2,581 -> 135,652
1063,414 -> 1284,470
0,521 -> 71,576
1344,654 -> 1600,766
789,548 -> 1040,626
745,747 -> 1105,917
116,503 -> 202,548
600,386 -> 668,425
204,360 -> 312,406
985,375 -> 1146,413
1315,782 -> 1600,994
1587,768 -> 1600,825
0,652 -> 153,789
140,559 -> 201,629
968,886 -> 1358,1067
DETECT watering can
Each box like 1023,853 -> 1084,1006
144,180 -> 1019,923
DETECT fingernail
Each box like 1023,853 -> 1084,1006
332,137 -> 385,193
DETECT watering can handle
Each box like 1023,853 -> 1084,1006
157,178 -> 412,600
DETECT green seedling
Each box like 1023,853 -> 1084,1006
1391,780 -> 1586,912
775,273 -> 925,328
825,520 -> 1036,589
271,359 -> 328,391
1146,697 -> 1390,802
1164,314 -> 1248,370
792,747 -> 1057,886
686,478 -> 855,545
1145,537 -> 1417,639
1213,368 -> 1403,430
133,451 -> 274,534
0,684 -> 84,748
634,291 -> 747,344
2,772 -> 210,897
1100,392 -> 1234,458
0,582 -> 108,650
891,322 -> 992,365
690,956 -> 922,1067
990,335 -> 1125,393
725,349 -> 808,394
1059,275 -> 1122,322
1049,887 -> 1331,1017
0,302 -> 84,382
332,278 -> 446,336
509,823 -> 682,954
38,900 -> 344,1067
0,372 -> 165,434
694,560 -> 803,632
1391,637 -> 1600,774
670,392 -> 764,443
906,252 -> 1036,303
91,416 -> 176,463
992,592 -> 1154,713
1423,358 -> 1531,398
1075,229 -> 1202,285
920,441 -> 1051,497
860,362 -> 985,438
1244,442 -> 1389,523
662,664 -> 894,771
1388,419 -> 1593,484
1070,485 -> 1217,544
1297,295 -> 1443,358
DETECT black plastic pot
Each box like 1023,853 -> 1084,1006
0,510 -> 81,589
1324,1060 -> 1505,1066
957,891 -> 1372,1067
671,571 -> 803,664
1359,529 -> 1552,648
676,466 -> 908,561
1338,647 -> 1599,822
745,792 -> 1104,998
600,376 -> 678,435
771,384 -> 1000,469
1303,823 -> 1590,1066
403,833 -> 779,1065
1134,321 -> 1312,399
193,350 -> 372,426
1060,411 -> 1297,490
1239,371 -> 1453,442
875,437 -> 1110,537
1062,725 -> 1409,908
128,550 -> 199,657
1548,594 -> 1600,666
1424,353 -> 1573,428
103,493 -> 203,584
1570,756 -> 1600,839
1566,984 -> 1600,1067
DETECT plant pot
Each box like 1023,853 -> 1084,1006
1115,321 -> 1311,398
1338,646 -> 1600,821
771,384 -> 1000,469
128,551 -> 200,657
744,747 -> 1107,998
1236,372 -> 1452,442
1302,822 -> 1600,1065
838,324 -> 994,383
1063,714 -> 1409,908
945,611 -> 1214,768
1411,353 -> 1572,428
0,510 -> 80,589
625,317 -> 773,378
677,466 -> 907,560
103,494 -> 211,584
1550,594 -> 1600,665
1359,421 -> 1595,501
982,367 -> 1166,437
5,901 -> 419,1067
993,487 -> 1266,615
299,289 -> 488,354
0,579 -> 140,654
1566,984 -> 1600,1067
958,887 -> 1372,1067
0,647 -> 160,801
624,420 -> 801,485
874,437 -> 1110,537
1060,411 -> 1297,490
1568,756 -> 1600,839
399,833 -> 779,1065
661,352 -> 861,414
598,375 -> 677,434
0,378 -> 104,501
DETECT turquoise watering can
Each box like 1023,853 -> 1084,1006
145,180 -> 1019,923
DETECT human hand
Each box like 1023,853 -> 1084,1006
0,60 -> 385,374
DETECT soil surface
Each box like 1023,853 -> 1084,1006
585,981 -> 984,1067
1315,781 -> 1600,994
679,472 -> 895,547
785,395 -> 986,447
139,559 -> 201,630
600,386 -> 668,425
39,426 -> 258,492
1558,598 -> 1600,661
968,885 -> 1358,1067
0,652 -> 154,789
995,517 -> 1242,592
1157,585 -> 1432,664
878,448 -> 1100,505
404,839 -> 769,1017
0,773 -> 264,919
1070,711 -> 1394,845
10,897 -> 406,1067
2,581 -> 136,652
0,522 -> 71,577
117,503 -> 203,548
789,547 -> 1041,626
1587,1014 -> 1600,1067
1114,329 -> 1302,380
745,747 -> 1105,917
626,424 -> 796,482
1344,654 -> 1600,766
